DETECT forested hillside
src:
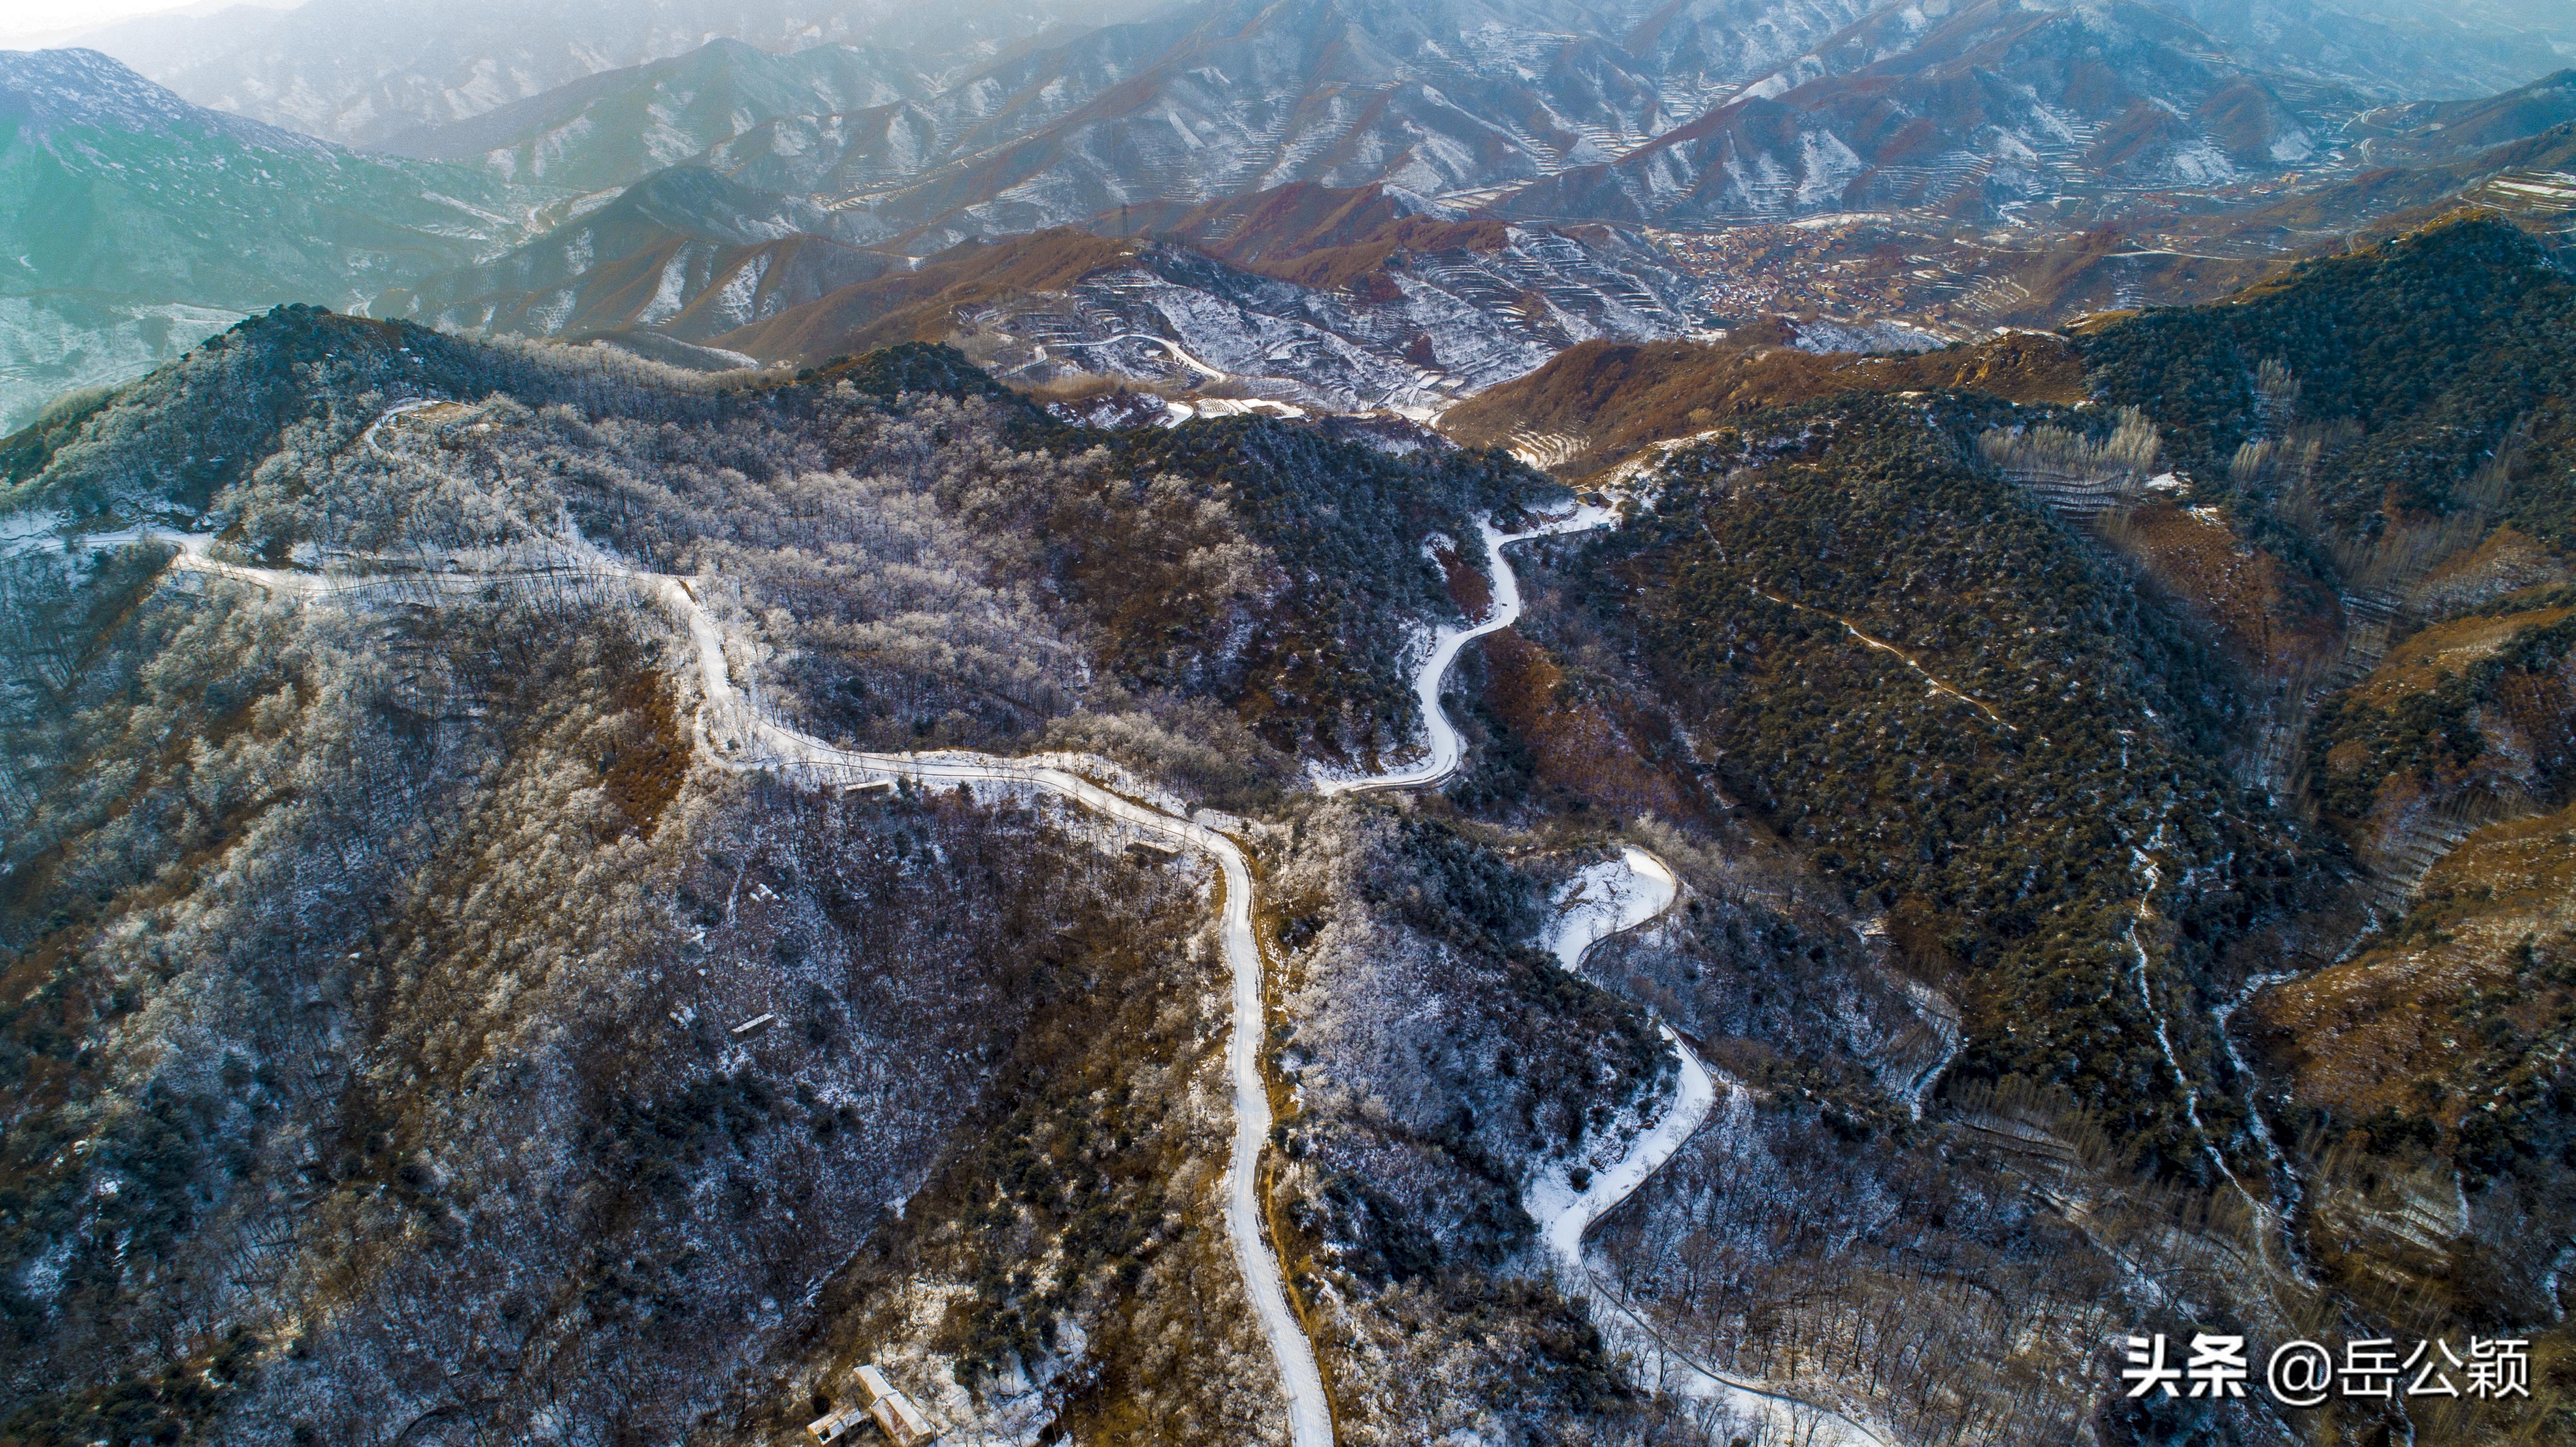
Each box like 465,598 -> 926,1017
2076,214 -> 2576,551
7,208 -> 2576,1447
1447,213 -> 2576,1443
1577,398 -> 2309,1166
0,311 -> 1668,1444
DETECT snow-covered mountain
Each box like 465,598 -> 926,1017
370,38 -> 940,195
77,0 -> 1164,148
0,48 -> 563,429
2157,0 -> 2576,100
368,0 -> 1901,252
719,216 -> 1718,410
381,168 -> 1718,410
1496,0 -> 2330,225
382,165 -> 903,343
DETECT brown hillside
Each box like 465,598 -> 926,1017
2350,602 -> 2576,708
2251,797 -> 2576,1134
1248,215 -> 1517,294
1108,181 -> 1418,262
714,228 -> 1137,363
1100,181 -> 1518,293
2099,502 -> 2344,674
1440,330 -> 2087,477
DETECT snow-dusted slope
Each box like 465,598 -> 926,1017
0,49 -> 562,430
113,406 -> 1339,1447
963,229 -> 1715,413
81,0 -> 1162,148
367,0 -> 1883,251
370,39 -> 939,194
383,166 -> 901,342
1501,0 -> 2330,225
413,183 -> 1718,407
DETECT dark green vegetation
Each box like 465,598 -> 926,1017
1588,399 -> 2305,1169
1492,214 -> 2576,1445
1057,420 -> 1540,755
2078,214 -> 2576,550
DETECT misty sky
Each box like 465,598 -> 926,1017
0,0 -> 299,45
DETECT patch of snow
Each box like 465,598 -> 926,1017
1542,847 -> 1678,971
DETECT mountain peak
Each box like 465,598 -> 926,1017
0,46 -> 319,150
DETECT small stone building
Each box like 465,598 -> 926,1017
858,1365 -> 936,1446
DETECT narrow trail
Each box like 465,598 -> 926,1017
2124,830 -> 2313,1295
1892,973 -> 1965,1121
1751,587 -> 2014,731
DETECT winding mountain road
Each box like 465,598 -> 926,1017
1527,849 -> 1890,1447
1309,515 -> 1891,1443
126,410 -> 1871,1444
1318,507 -> 1613,796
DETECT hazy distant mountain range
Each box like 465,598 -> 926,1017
75,0 -> 1164,147
80,0 -> 2576,156
1,0 -> 2569,429
0,46 -> 565,428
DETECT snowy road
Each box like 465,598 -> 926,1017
1318,504 -> 1614,796
122,411 -> 1337,1447
1526,847 -> 1710,1271
1294,503 -> 1890,1443
1527,849 -> 1892,1447
361,396 -> 446,461
1288,510 -> 1895,1442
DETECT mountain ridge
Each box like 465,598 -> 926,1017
0,46 -> 564,430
